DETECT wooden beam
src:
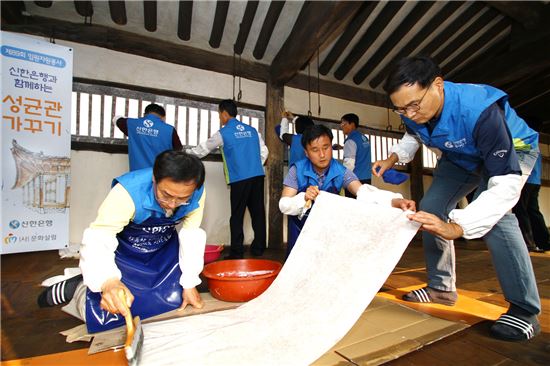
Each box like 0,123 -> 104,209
209,1 -> 229,49
416,2 -> 483,59
433,7 -> 499,65
253,0 -> 285,60
453,33 -> 550,87
1,16 -> 270,82
286,73 -> 390,109
507,72 -> 550,109
484,1 -> 547,30
233,0 -> 258,55
177,1 -> 193,41
74,0 -> 93,17
143,0 -> 157,32
318,1 -> 376,75
333,1 -> 405,81
442,18 -> 510,77
270,1 -> 363,86
369,1 -> 464,89
409,149 -> 424,208
108,1 -> 127,26
265,80 -> 284,249
353,1 -> 436,85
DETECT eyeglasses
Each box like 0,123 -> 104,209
392,83 -> 432,116
155,186 -> 191,207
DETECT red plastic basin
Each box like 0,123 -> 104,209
204,244 -> 224,264
202,259 -> 282,302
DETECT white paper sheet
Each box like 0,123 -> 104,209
140,192 -> 420,366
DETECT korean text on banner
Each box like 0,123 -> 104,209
1,32 -> 73,254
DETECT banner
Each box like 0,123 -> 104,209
1,32 -> 73,254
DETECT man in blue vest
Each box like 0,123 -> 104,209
37,151 -> 207,333
277,111 -> 314,166
340,113 -> 372,197
373,56 -> 541,341
115,103 -> 183,171
279,124 -> 415,257
187,99 -> 268,259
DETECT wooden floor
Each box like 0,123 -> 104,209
1,240 -> 549,365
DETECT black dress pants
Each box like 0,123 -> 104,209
229,176 -> 266,256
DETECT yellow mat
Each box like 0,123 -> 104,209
377,284 -> 506,325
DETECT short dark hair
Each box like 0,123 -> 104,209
301,124 -> 333,148
153,150 -> 205,188
295,115 -> 314,134
383,56 -> 442,95
218,99 -> 238,117
341,113 -> 359,128
144,103 -> 166,117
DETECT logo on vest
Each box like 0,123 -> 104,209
493,149 -> 508,158
444,138 -> 466,149
234,124 -> 252,138
137,119 -> 159,137
236,124 -> 245,131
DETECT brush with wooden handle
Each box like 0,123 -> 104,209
119,290 -> 143,366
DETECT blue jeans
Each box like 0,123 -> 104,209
419,150 -> 541,315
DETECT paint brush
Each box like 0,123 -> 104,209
298,199 -> 312,220
119,290 -> 144,366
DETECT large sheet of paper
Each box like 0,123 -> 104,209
141,193 -> 420,366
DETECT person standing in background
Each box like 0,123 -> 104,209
340,113 -> 372,197
114,103 -> 183,171
276,111 -> 314,166
187,99 -> 268,259
513,154 -> 549,252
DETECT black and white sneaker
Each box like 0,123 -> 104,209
37,274 -> 83,307
490,313 -> 540,341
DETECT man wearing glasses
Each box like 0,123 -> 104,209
38,151 -> 207,333
373,56 -> 541,342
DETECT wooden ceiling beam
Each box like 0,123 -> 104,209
432,7 -> 499,65
442,18 -> 510,77
270,1 -> 363,86
318,1 -> 376,75
253,1 -> 285,60
143,0 -> 157,32
333,1 -> 405,81
454,33 -> 550,87
1,16 -> 270,82
353,1 -> 436,85
484,1 -> 547,30
507,71 -> 550,109
286,74 -> 390,109
234,1 -> 259,55
209,1 -> 229,49
74,1 -> 93,17
369,1 -> 464,89
415,2 -> 483,60
108,1 -> 127,26
177,1 -> 192,41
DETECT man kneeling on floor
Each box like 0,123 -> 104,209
279,124 -> 416,258
38,150 -> 207,333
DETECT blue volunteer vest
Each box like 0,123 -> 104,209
289,134 -> 307,167
402,82 -> 539,171
127,114 -> 175,171
287,159 -> 347,257
345,130 -> 372,180
85,168 -> 204,333
219,118 -> 264,184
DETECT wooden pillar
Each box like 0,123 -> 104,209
409,151 -> 424,205
265,80 -> 284,249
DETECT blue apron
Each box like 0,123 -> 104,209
85,216 -> 183,333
